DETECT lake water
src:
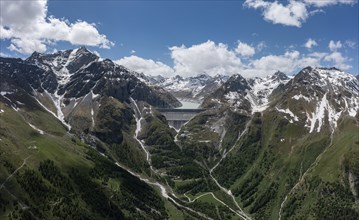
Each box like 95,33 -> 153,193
176,100 -> 201,109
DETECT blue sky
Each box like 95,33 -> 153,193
0,0 -> 358,77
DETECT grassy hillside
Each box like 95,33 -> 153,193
209,108 -> 359,219
280,116 -> 359,219
0,96 -> 182,219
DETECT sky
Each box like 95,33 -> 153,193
0,0 -> 358,78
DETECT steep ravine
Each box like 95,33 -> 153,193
209,118 -> 253,220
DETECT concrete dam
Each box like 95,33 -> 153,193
157,108 -> 205,130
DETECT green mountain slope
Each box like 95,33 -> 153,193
0,94 -> 187,219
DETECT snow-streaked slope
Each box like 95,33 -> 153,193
1,47 -> 181,132
285,67 -> 359,133
222,71 -> 290,113
276,107 -> 299,123
246,72 -> 291,113
205,67 -> 358,134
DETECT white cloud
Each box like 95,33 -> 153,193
0,52 -> 10,57
309,9 -> 325,16
243,50 -> 338,77
256,41 -> 267,51
244,0 -> 309,27
116,40 -> 353,78
304,38 -> 318,49
244,0 -> 357,27
68,21 -> 113,48
246,50 -> 301,76
167,41 -> 329,78
328,40 -> 342,51
130,50 -> 136,54
303,0 -> 357,7
115,55 -> 174,76
324,51 -> 351,70
298,52 -> 326,67
169,40 -> 243,77
8,38 -> 47,54
0,0 -> 113,54
0,0 -> 47,29
235,41 -> 255,57
345,40 -> 357,49
308,52 -> 328,59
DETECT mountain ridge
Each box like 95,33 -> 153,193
1,49 -> 359,219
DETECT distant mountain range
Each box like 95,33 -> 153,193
134,72 -> 230,101
1,48 -> 358,219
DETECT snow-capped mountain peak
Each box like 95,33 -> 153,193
1,48 -> 182,132
144,73 -> 229,101
275,67 -> 359,133
26,47 -> 100,86
271,71 -> 289,81
246,72 -> 291,113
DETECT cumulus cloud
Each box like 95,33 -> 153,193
169,40 -> 243,77
0,0 -> 113,54
244,0 -> 308,27
324,51 -> 351,70
245,50 -> 317,77
169,41 -> 352,77
303,0 -> 357,7
235,41 -> 256,57
115,55 -> 174,76
115,40 -> 353,78
328,40 -> 342,51
248,48 -> 351,75
244,0 -> 357,27
304,38 -> 318,49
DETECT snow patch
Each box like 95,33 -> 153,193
276,107 -> 299,122
130,97 -> 154,171
50,48 -> 79,86
246,91 -> 269,113
28,123 -> 44,135
246,75 -> 290,113
292,94 -> 311,102
347,97 -> 359,117
16,101 -> 25,105
91,108 -> 95,127
35,91 -> 71,131
12,106 -> 19,112
91,90 -> 100,99
198,140 -> 211,143
0,91 -> 14,96
49,92 -> 71,130
28,145 -> 38,150
225,91 -> 241,100
224,91 -> 247,111
305,93 -> 342,133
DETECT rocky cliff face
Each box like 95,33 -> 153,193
0,48 -> 181,133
